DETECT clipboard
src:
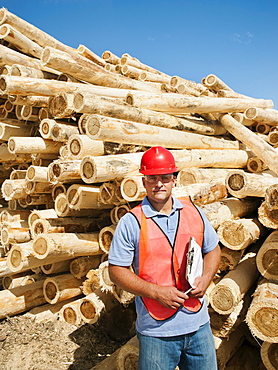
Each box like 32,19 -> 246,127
185,237 -> 203,296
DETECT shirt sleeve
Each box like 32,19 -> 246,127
108,212 -> 140,267
197,206 -> 219,254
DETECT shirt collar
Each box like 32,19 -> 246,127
141,196 -> 184,218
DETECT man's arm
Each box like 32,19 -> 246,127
189,244 -> 221,298
109,264 -> 190,310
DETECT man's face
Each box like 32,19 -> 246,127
142,174 -> 176,204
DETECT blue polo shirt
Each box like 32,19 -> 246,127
108,196 -> 219,337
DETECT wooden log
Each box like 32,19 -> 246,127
78,290 -> 116,324
0,121 -> 34,141
177,168 -> 233,186
265,183 -> 278,210
225,170 -> 278,198
54,193 -> 100,218
219,247 -> 244,272
261,342 -> 278,370
59,298 -> 84,326
0,279 -> 46,319
170,76 -> 207,94
25,180 -> 53,195
85,113 -> 239,150
217,218 -> 267,250
256,230 -> 278,281
2,273 -> 44,289
0,44 -> 44,71
0,257 -> 14,277
209,246 -> 261,314
209,295 -> 251,338
179,183 -> 227,206
244,107 -> 278,126
120,54 -> 169,78
27,298 -> 77,324
110,204 -> 131,225
231,112 -> 255,126
70,255 -> 102,280
74,94 -> 225,136
204,74 -> 234,93
10,169 -> 27,180
67,134 -> 105,159
43,273 -> 83,304
247,156 -> 268,173
102,50 -> 121,65
27,208 -> 57,228
9,93 -> 49,107
99,225 -> 116,254
91,336 -> 139,370
80,153 -> 141,184
51,183 -> 68,201
47,159 -> 82,183
268,130 -> 278,146
246,279 -> 278,342
82,261 -> 114,295
127,93 -> 273,114
139,70 -> 171,84
30,216 -> 99,237
1,226 -> 31,246
40,259 -> 72,275
26,165 -> 49,182
0,7 -> 75,54
10,63 -> 57,80
119,175 -> 145,202
258,201 -> 278,229
0,142 -> 31,163
220,114 -> 278,175
77,44 -> 106,67
214,325 -> 245,370
0,23 -> 43,58
6,242 -> 41,273
25,193 -> 54,207
99,181 -> 124,205
172,149 -> 249,169
32,232 -> 102,263
66,184 -> 112,210
42,47 -> 160,93
1,178 -> 26,200
8,136 -> 62,155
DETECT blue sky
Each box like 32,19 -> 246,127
2,0 -> 278,108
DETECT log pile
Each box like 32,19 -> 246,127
0,7 -> 277,369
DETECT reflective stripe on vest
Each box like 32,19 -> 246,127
130,197 -> 204,321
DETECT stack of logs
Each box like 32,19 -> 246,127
0,7 -> 277,370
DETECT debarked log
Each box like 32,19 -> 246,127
256,230 -> 278,281
1,178 -> 26,200
244,107 -> 278,126
74,95 -> 225,136
225,170 -> 278,198
0,279 -> 46,319
32,232 -> 103,261
246,279 -> 278,343
177,168 -> 233,186
54,193 -> 101,218
43,273 -> 83,304
220,114 -> 278,175
67,134 -> 105,159
30,216 -> 99,237
85,114 -> 239,150
8,136 -> 62,154
217,218 -> 267,250
127,93 -> 273,114
258,201 -> 278,229
70,255 -> 102,280
0,121 -> 35,141
209,246 -> 261,314
260,342 -> 278,370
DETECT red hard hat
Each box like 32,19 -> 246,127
139,146 -> 178,175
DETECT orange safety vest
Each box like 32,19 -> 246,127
130,197 -> 204,321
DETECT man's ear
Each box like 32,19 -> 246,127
142,177 -> 146,189
172,176 -> 177,187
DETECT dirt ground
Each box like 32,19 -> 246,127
0,302 -> 136,370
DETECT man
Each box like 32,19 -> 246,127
108,146 -> 220,370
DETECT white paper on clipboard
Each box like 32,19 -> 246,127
185,237 -> 204,302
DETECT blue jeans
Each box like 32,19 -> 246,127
137,322 -> 217,370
